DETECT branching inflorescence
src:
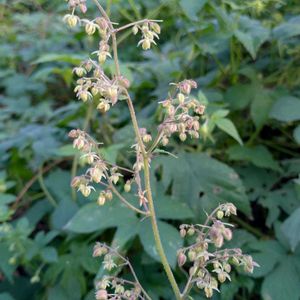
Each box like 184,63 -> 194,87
64,1 -> 258,299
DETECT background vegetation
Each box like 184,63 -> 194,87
0,0 -> 300,299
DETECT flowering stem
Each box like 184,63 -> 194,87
114,19 -> 163,33
92,1 -> 182,298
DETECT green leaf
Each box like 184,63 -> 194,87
138,220 -> 182,268
281,207 -> 300,251
179,0 -> 207,20
227,145 -> 281,171
270,96 -> 300,122
155,195 -> 195,220
224,84 -> 254,110
215,118 -> 243,145
41,247 -> 58,263
250,88 -> 274,128
234,16 -> 270,59
32,53 -> 85,65
293,125 -> 300,144
261,256 -> 300,300
65,201 -> 135,233
273,16 -> 300,41
153,152 -> 250,217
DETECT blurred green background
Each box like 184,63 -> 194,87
0,0 -> 300,299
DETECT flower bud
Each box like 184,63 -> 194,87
97,193 -> 106,206
143,134 -> 152,143
90,168 -> 104,183
216,210 -> 224,219
179,132 -> 187,142
79,184 -> 92,197
187,227 -> 195,236
223,228 -> 232,241
188,250 -> 196,261
115,285 -> 125,294
73,137 -> 85,150
218,271 -> 227,283
150,22 -> 161,34
224,262 -> 231,273
93,243 -> 108,257
95,289 -> 108,300
180,228 -> 186,238
67,15 -> 78,28
85,22 -> 96,35
177,93 -> 185,104
124,181 -> 131,192
79,90 -> 89,102
204,287 -> 213,298
98,52 -> 107,64
71,176 -> 81,188
132,25 -> 138,35
195,104 -> 206,115
162,136 -> 169,146
105,190 -> 113,201
74,67 -> 86,77
177,252 -> 187,267
68,129 -> 78,138
142,39 -> 151,50
79,3 -> 87,13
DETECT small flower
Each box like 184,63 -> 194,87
63,14 -> 80,28
85,21 -> 98,35
78,184 -> 94,197
73,67 -> 87,77
93,242 -> 108,257
95,289 -> 108,300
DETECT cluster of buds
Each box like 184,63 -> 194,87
66,0 -> 87,13
177,203 -> 258,298
93,243 -> 146,300
134,21 -> 161,50
158,79 -> 206,145
69,129 -> 120,200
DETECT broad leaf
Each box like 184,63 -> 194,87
138,219 -> 182,268
180,0 -> 207,20
270,96 -> 300,122
227,145 -> 281,171
281,207 -> 300,251
153,152 -> 250,217
65,201 -> 135,233
215,118 -> 243,145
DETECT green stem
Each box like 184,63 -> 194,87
143,157 -> 182,300
92,1 -> 182,298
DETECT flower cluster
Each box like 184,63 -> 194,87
93,243 -> 147,300
133,21 -> 161,50
158,79 -> 206,145
68,129 -> 121,202
177,203 -> 258,298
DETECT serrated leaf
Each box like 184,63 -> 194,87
227,145 -> 281,171
270,96 -> 300,122
138,219 -> 182,268
153,152 -> 250,217
215,118 -> 243,145
234,16 -> 270,59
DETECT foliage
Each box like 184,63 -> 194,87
0,0 -> 300,299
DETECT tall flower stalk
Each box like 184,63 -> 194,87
64,1 -> 257,299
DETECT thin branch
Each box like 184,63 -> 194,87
114,19 -> 163,33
